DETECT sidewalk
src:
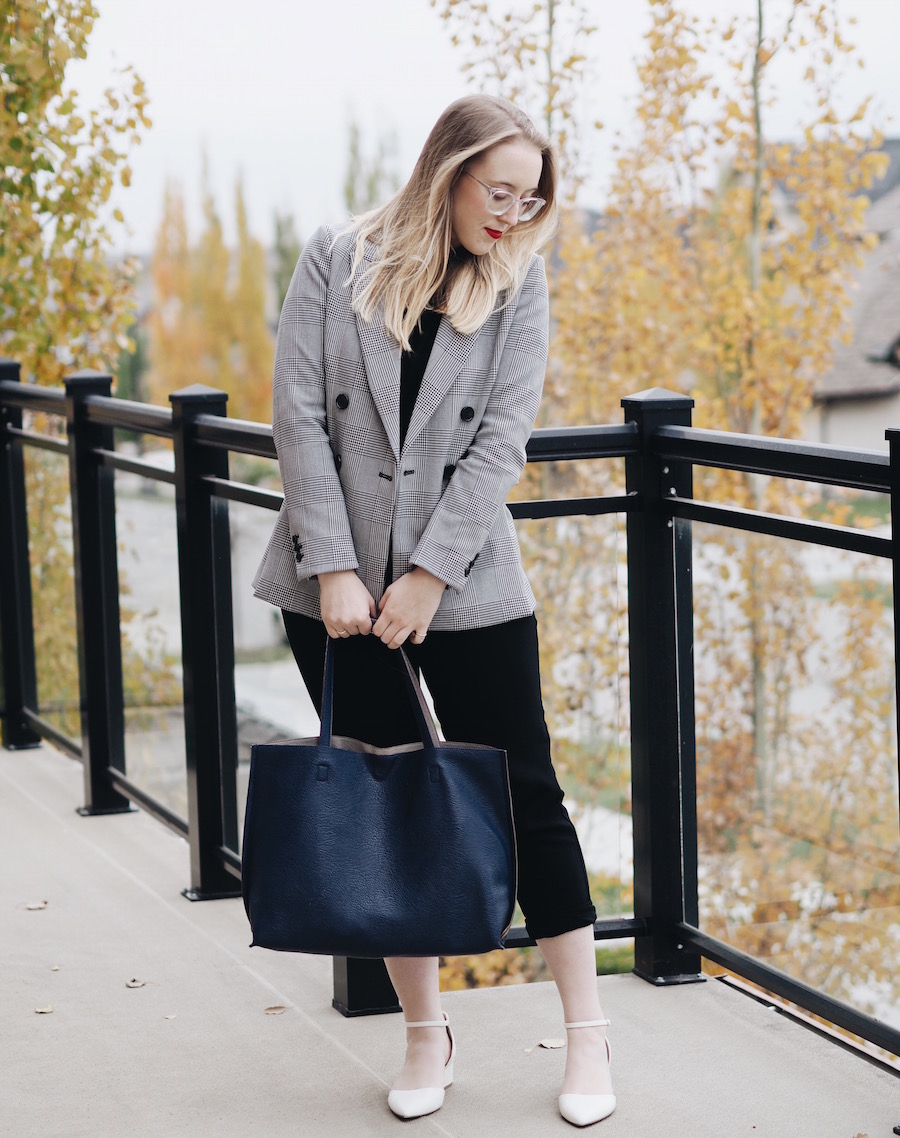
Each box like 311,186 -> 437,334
2,745 -> 898,1138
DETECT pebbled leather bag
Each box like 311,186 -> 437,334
241,639 -> 517,958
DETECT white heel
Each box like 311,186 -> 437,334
387,1012 -> 455,1120
558,1018 -> 616,1127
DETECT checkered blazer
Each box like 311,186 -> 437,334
251,224 -> 549,631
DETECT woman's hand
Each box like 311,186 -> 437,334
374,567 -> 446,649
318,570 -> 377,638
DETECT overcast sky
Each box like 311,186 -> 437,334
67,0 -> 900,255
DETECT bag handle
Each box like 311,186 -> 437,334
319,637 -> 440,751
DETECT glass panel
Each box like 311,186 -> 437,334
229,495 -> 317,849
25,445 -> 80,746
692,521 -> 900,1032
114,461 -> 187,821
691,471 -> 890,532
520,510 -> 633,977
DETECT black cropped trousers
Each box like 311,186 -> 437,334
281,609 -> 597,942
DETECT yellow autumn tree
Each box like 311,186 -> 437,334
230,179 -> 273,423
146,170 -> 274,423
0,0 -> 149,382
545,0 -> 894,1021
0,0 -> 155,738
146,182 -> 203,395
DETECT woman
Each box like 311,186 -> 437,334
253,94 -> 615,1127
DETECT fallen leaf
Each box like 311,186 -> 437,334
264,1005 -> 286,1015
26,900 -> 48,911
163,1014 -> 177,1020
538,1037 -> 566,1049
125,978 -> 146,989
50,965 -> 59,972
34,1005 -> 53,1014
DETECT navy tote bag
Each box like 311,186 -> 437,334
241,640 -> 517,958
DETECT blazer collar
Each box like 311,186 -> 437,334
353,240 -> 481,460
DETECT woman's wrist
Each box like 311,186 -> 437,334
408,565 -> 448,593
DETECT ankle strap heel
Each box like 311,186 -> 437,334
388,1012 -> 455,1121
558,1017 -> 616,1127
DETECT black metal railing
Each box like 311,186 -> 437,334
1,358 -> 898,1055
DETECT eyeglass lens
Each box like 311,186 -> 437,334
488,189 -> 543,221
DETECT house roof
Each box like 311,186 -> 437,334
814,150 -> 900,404
864,138 -> 900,233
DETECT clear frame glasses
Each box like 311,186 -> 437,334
465,172 -> 546,222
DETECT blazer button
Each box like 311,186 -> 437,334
335,393 -> 350,410
443,464 -> 455,480
460,406 -> 475,422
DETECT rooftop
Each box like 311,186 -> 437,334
5,745 -> 898,1138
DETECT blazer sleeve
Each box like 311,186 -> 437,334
271,225 -> 360,581
410,255 -> 549,590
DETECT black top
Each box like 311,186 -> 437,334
399,307 -> 442,450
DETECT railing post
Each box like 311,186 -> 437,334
332,958 -> 401,1018
66,371 -> 132,814
0,360 -> 41,749
170,386 -> 240,900
886,426 -> 900,822
622,387 -> 703,984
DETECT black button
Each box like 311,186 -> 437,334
460,406 -> 475,422
335,393 -> 349,410
403,469 -> 415,476
334,454 -> 342,471
378,472 -> 393,481
443,464 -> 455,480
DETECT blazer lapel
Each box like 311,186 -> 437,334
402,316 -> 480,454
354,240 -> 402,460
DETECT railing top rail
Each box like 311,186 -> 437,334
527,422 -> 639,461
655,424 -> 891,493
84,393 -> 172,437
2,377 -> 891,493
193,413 -> 276,459
0,379 -> 66,416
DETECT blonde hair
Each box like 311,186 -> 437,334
346,95 -> 558,350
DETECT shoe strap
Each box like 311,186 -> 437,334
564,1018 -> 610,1029
404,1017 -> 448,1028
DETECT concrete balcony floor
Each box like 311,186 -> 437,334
3,745 -> 898,1138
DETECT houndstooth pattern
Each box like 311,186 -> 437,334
252,224 -> 549,632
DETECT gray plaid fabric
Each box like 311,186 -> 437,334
252,224 -> 549,631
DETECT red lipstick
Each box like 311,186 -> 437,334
485,227 -> 503,239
